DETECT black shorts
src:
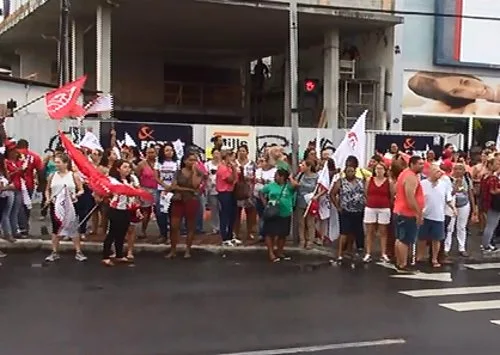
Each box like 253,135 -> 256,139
263,216 -> 291,238
339,210 -> 363,235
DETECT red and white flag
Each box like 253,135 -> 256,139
317,163 -> 330,191
45,76 -> 87,120
85,94 -> 113,114
54,186 -> 78,237
333,110 -> 367,169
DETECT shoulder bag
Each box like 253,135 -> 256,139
263,184 -> 286,220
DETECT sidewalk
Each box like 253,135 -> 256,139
3,206 -> 500,262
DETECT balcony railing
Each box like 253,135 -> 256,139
256,0 -> 392,11
164,81 -> 243,110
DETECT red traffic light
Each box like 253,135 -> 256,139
304,80 -> 317,92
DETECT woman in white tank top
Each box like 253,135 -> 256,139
44,154 -> 87,263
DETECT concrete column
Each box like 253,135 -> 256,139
323,29 -> 340,129
389,0 -> 404,131
96,5 -> 112,118
283,56 -> 291,126
71,20 -> 85,81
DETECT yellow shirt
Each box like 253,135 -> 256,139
341,167 -> 372,179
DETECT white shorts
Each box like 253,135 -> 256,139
363,207 -> 391,225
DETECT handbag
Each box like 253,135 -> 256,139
263,184 -> 286,220
234,166 -> 251,200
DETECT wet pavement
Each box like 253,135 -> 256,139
1,252 -> 500,355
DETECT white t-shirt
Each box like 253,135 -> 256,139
205,160 -> 219,195
421,178 -> 453,222
254,167 -> 277,196
156,160 -> 178,190
440,175 -> 455,217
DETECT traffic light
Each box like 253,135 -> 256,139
302,79 -> 320,95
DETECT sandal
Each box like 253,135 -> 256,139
277,254 -> 291,261
101,259 -> 114,267
184,251 -> 192,259
432,262 -> 442,268
271,257 -> 281,263
116,257 -> 131,263
165,252 -> 176,259
126,254 -> 135,262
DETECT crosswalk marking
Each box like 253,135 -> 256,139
400,285 -> 500,298
491,320 -> 500,326
439,300 -> 500,312
464,263 -> 500,270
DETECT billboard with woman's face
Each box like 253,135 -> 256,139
402,71 -> 500,117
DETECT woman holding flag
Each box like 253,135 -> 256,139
44,154 -> 87,262
295,160 -> 319,249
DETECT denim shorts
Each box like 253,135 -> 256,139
394,214 -> 418,246
418,218 -> 445,241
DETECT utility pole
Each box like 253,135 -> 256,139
289,0 -> 299,174
58,0 -> 70,85
289,0 -> 300,244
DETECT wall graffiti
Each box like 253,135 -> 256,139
46,126 -> 84,151
256,134 -> 290,156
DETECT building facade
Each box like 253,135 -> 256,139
0,0 -> 401,131
397,0 -> 500,148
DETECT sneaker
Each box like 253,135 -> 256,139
482,245 -> 498,252
75,251 -> 87,262
45,252 -> 60,262
363,254 -> 372,263
380,254 -> 391,263
231,238 -> 243,246
0,251 -> 6,258
222,240 -> 235,247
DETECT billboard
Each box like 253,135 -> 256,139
402,70 -> 500,117
100,122 -> 193,151
435,0 -> 500,69
205,125 -> 256,158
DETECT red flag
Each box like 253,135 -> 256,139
59,132 -> 153,201
46,76 -> 87,120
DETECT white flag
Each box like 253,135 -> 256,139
496,125 -> 500,151
85,94 -> 113,114
124,132 -> 137,147
317,162 -> 330,191
333,110 -> 367,169
54,186 -> 78,237
79,131 -> 103,151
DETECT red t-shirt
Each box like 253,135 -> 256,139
17,149 -> 43,190
482,174 -> 500,210
5,159 -> 23,190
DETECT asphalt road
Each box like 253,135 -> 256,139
1,252 -> 500,355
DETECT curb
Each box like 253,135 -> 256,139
0,238 -> 335,258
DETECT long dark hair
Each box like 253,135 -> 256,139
180,152 -> 197,169
109,159 -> 132,183
100,148 -> 115,167
158,142 -> 178,164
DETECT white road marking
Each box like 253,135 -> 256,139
490,320 -> 500,326
439,300 -> 500,312
400,285 -> 500,298
391,272 -> 452,282
217,338 -> 406,355
376,261 -> 397,271
464,263 -> 500,270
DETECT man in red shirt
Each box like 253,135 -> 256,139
16,139 -> 43,236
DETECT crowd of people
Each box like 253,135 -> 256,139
0,121 -> 499,270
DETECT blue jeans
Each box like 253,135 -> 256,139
255,197 -> 265,238
218,192 -> 237,241
196,194 -> 206,233
394,214 -> 418,246
155,190 -> 170,238
18,188 -> 33,233
1,192 -> 15,237
12,191 -> 23,235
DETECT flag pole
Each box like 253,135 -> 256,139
303,184 -> 319,218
